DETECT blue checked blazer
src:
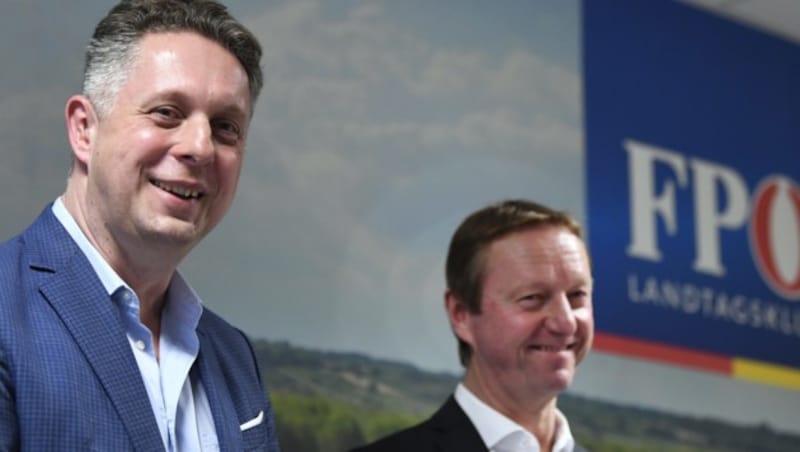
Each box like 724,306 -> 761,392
0,206 -> 280,451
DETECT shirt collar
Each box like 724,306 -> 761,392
551,409 -> 575,452
163,270 -> 204,346
52,197 -> 126,296
51,197 -> 204,331
454,383 -> 576,452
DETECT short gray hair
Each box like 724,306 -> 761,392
83,0 -> 263,117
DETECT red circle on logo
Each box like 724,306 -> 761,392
749,176 -> 800,300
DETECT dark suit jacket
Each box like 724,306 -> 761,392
351,395 -> 587,452
0,206 -> 280,451
352,396 -> 487,452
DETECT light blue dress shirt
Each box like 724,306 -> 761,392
52,198 -> 219,451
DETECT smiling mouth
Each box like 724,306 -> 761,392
529,344 -> 575,352
151,180 -> 203,200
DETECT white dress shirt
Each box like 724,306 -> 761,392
454,383 -> 576,452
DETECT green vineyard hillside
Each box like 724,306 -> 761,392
253,340 -> 800,452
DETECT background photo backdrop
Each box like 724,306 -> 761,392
1,1 -> 798,449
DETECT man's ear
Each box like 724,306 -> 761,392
445,290 -> 474,347
65,95 -> 99,166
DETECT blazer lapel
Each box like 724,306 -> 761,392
195,330 -> 242,452
31,209 -> 164,451
432,396 -> 489,452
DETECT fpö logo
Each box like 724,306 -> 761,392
625,139 -> 800,301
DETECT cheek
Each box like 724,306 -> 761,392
496,313 -> 543,347
99,128 -> 167,169
574,309 -> 594,356
138,131 -> 178,165
209,156 -> 244,216
217,153 -> 244,185
575,308 -> 594,333
470,311 -> 514,347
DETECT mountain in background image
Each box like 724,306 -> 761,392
252,340 -> 800,452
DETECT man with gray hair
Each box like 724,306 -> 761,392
0,1 -> 279,450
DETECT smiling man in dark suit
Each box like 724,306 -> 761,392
353,199 -> 591,452
0,1 -> 280,450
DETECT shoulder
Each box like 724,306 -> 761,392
197,307 -> 259,366
0,205 -> 73,281
351,395 -> 485,452
350,419 -> 436,452
198,307 -> 247,339
0,218 -> 35,283
0,207 -> 75,329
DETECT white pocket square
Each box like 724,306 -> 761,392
240,410 -> 264,431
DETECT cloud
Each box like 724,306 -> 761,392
226,2 -> 584,364
241,0 -> 582,217
490,49 -> 581,118
411,50 -> 489,95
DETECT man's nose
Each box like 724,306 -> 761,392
175,116 -> 214,165
545,293 -> 578,334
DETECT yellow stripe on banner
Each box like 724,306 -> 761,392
733,358 -> 800,391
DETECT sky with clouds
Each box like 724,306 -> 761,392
1,0 -> 798,436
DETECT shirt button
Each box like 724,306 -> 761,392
122,291 -> 131,301
135,340 -> 146,351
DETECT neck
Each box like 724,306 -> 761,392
462,368 -> 560,449
61,184 -> 176,349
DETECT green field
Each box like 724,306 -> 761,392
254,340 -> 800,452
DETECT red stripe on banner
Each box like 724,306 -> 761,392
593,332 -> 733,375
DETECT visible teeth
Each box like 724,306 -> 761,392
532,345 -> 567,351
152,180 -> 201,199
